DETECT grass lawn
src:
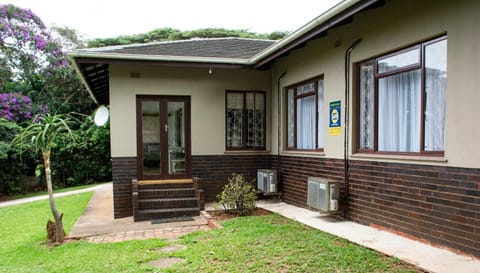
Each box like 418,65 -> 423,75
0,192 -> 167,273
0,194 -> 421,272
165,215 -> 421,273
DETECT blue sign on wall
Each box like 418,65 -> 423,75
329,100 -> 341,136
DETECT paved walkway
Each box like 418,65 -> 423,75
252,199 -> 480,273
0,183 -> 112,208
68,184 -> 209,243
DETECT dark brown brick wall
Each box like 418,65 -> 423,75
112,157 -> 136,218
348,160 -> 480,257
279,155 -> 480,257
279,156 -> 345,207
192,154 -> 272,202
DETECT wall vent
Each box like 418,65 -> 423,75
130,72 -> 141,78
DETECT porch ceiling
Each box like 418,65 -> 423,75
76,61 -> 109,105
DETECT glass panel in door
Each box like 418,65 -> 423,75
142,101 -> 161,175
168,101 -> 186,175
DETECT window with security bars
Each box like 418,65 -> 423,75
226,91 -> 266,150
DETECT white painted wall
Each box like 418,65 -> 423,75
109,65 -> 271,157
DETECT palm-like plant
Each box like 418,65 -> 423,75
12,114 -> 74,243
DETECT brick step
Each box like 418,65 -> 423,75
137,179 -> 194,190
138,188 -> 196,199
134,207 -> 200,221
138,197 -> 197,210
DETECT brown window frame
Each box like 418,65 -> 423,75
285,76 -> 324,152
355,35 -> 447,156
225,90 -> 267,150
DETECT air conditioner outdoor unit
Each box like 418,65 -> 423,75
257,169 -> 278,193
307,177 -> 340,213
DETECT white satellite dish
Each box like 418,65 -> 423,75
94,105 -> 109,126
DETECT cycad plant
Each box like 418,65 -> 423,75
12,113 -> 74,243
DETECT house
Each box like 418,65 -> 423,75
69,0 -> 480,257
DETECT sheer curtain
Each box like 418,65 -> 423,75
378,70 -> 421,152
424,39 -> 447,151
359,64 -> 374,150
297,96 -> 315,149
287,89 -> 295,148
317,80 -> 324,149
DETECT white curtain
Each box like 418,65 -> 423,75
297,96 -> 315,149
378,70 -> 421,152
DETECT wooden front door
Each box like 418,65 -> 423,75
136,95 -> 191,180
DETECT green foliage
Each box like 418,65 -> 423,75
87,27 -> 289,47
216,173 -> 257,216
0,118 -> 20,159
52,117 -> 111,187
0,4 -> 104,195
11,113 -> 75,155
0,118 -> 29,194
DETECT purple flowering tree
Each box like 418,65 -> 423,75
0,4 -> 67,85
0,4 -> 94,115
0,92 -> 49,122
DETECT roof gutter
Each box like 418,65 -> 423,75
249,0 -> 378,68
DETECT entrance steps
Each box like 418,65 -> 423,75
132,179 -> 204,222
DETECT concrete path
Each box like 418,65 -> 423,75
253,199 -> 480,273
68,184 -> 209,242
0,183 -> 112,208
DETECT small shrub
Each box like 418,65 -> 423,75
216,173 -> 257,216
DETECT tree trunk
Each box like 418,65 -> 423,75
43,150 -> 65,243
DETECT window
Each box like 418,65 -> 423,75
357,36 -> 447,154
286,77 -> 324,150
226,91 -> 266,150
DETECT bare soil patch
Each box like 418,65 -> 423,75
157,244 -> 186,253
150,257 -> 185,269
206,207 -> 272,221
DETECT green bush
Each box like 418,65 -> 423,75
216,173 -> 257,216
51,117 -> 111,187
0,118 -> 29,194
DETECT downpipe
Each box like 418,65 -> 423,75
276,71 -> 287,194
343,39 -> 361,218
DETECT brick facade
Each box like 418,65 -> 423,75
279,155 -> 480,257
348,160 -> 480,257
111,154 -> 479,256
111,157 -> 137,218
192,154 -> 273,202
278,156 -> 345,207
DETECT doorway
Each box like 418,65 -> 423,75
136,95 -> 191,180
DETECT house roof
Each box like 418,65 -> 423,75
87,38 -> 276,60
69,0 -> 383,105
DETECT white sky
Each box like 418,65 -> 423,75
5,0 -> 343,39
